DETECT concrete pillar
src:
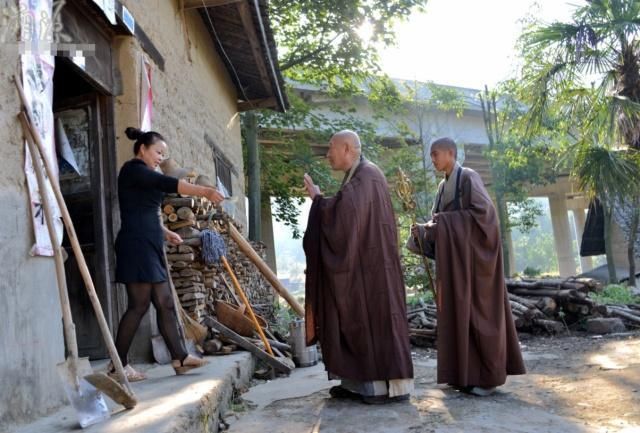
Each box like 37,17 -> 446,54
572,208 -> 593,273
549,195 -> 578,277
260,199 -> 278,273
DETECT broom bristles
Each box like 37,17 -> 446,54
201,229 -> 226,265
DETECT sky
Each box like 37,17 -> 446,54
379,0 -> 583,90
272,0 -> 585,280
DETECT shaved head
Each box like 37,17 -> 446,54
430,137 -> 457,158
430,137 -> 458,175
331,130 -> 362,154
327,130 -> 362,171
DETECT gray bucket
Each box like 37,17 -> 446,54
289,319 -> 318,368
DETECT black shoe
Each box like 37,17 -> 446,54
329,386 -> 362,400
361,394 -> 410,405
449,384 -> 473,393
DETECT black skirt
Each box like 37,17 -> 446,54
115,232 -> 168,284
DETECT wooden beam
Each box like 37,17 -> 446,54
236,1 -> 274,96
204,318 -> 293,374
238,97 -> 277,111
183,0 -> 242,9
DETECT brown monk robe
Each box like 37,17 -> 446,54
303,130 -> 413,404
413,137 -> 525,395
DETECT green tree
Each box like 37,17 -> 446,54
245,0 -> 427,239
517,0 -> 640,283
479,84 -> 559,276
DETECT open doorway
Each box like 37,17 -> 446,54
53,56 -> 116,359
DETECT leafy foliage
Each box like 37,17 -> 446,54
516,0 -> 640,282
590,284 -> 640,305
248,0 -> 427,237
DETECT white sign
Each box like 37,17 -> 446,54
121,5 -> 135,35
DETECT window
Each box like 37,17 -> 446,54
205,133 -> 237,197
215,154 -> 233,196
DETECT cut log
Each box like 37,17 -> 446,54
536,297 -> 558,316
532,318 -> 565,333
163,204 -> 175,215
168,213 -> 178,222
164,197 -> 195,208
166,253 -> 195,262
168,220 -> 195,230
175,227 -> 201,239
606,306 -> 640,324
182,237 -> 202,247
177,207 -> 195,221
408,328 -> 437,337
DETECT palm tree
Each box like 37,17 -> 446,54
519,0 -> 640,284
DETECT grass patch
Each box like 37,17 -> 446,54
590,284 -> 640,305
407,291 -> 434,307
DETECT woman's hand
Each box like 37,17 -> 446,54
204,187 -> 224,204
177,180 -> 224,204
165,230 -> 183,246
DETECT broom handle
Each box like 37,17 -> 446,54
221,256 -> 274,356
14,77 -> 134,396
159,217 -> 187,337
20,113 -> 80,381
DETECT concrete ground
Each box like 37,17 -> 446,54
9,353 -> 254,433
226,334 -> 640,433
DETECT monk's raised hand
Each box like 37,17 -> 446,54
304,173 -> 321,199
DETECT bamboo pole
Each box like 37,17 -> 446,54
220,256 -> 274,356
227,222 -> 305,317
21,113 -> 80,384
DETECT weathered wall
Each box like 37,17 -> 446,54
0,2 -> 66,428
116,0 -> 246,228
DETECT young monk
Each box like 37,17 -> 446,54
411,137 -> 526,396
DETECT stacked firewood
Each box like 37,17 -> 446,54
408,277 -> 640,348
162,193 -> 276,323
506,278 -> 601,333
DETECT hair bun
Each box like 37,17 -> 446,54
125,127 -> 144,141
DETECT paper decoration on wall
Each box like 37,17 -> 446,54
55,117 -> 81,175
21,0 -> 63,257
141,56 -> 152,131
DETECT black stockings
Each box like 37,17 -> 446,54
114,282 -> 187,366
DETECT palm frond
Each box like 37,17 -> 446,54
574,142 -> 640,205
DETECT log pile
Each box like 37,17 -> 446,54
162,193 -> 276,324
408,277 -> 640,348
506,278 -> 601,333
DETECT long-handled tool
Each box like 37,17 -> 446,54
201,225 -> 274,356
14,76 -> 136,408
22,112 -> 110,427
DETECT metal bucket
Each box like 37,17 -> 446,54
289,319 -> 318,367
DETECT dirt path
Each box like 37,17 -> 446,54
225,333 -> 640,433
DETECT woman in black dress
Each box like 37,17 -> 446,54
112,127 -> 223,381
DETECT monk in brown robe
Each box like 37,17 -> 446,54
411,137 -> 526,396
303,130 -> 414,404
